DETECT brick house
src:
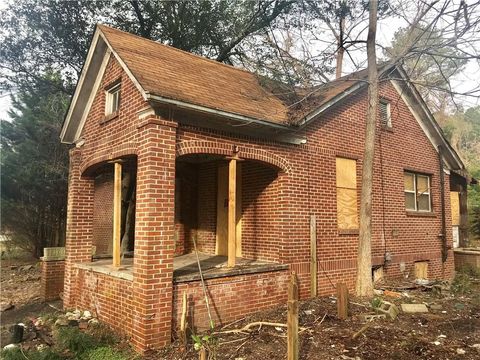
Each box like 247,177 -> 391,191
55,25 -> 472,353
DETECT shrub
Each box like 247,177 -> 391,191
54,326 -> 99,356
451,272 -> 472,295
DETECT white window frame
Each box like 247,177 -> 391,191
105,83 -> 121,116
405,172 -> 431,212
380,100 -> 392,128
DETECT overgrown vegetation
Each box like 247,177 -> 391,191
0,322 -> 133,360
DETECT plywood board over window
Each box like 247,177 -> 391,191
336,158 -> 358,230
450,191 -> 460,226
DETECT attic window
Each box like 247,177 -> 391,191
380,100 -> 392,128
105,83 -> 121,116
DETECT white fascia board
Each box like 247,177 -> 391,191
391,79 -> 441,151
98,31 -> 147,101
392,69 -> 464,170
73,49 -> 112,142
60,30 -> 101,142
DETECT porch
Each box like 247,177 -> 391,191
74,252 -> 288,283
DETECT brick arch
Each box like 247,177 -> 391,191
176,140 -> 291,174
80,142 -> 138,176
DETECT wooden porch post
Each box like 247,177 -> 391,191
228,158 -> 237,267
113,161 -> 122,267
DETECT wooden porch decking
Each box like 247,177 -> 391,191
75,253 -> 287,283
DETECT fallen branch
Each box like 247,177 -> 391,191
215,321 -> 307,335
352,323 -> 371,340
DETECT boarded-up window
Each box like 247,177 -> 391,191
450,191 -> 460,226
336,157 -> 358,229
404,172 -> 431,212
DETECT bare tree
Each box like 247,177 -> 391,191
356,0 -> 378,297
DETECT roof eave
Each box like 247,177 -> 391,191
146,93 -> 306,145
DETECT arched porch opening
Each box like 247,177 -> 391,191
173,152 -> 286,280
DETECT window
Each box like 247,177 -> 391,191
336,157 -> 358,230
380,100 -> 392,128
105,83 -> 121,115
404,172 -> 431,212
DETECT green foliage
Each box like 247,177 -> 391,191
458,264 -> 480,278
451,273 -> 473,295
0,72 -> 69,257
192,332 -> 218,359
0,0 -> 297,93
83,347 -> 128,360
371,297 -> 383,309
55,326 -> 99,356
437,106 -> 480,242
0,347 -> 63,360
85,323 -> 120,346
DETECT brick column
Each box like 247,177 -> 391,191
63,148 -> 95,309
131,117 -> 177,353
41,259 -> 65,301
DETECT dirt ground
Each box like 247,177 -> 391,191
1,259 -> 480,359
0,259 -> 62,346
157,277 -> 480,360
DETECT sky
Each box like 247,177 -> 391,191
0,0 -> 479,122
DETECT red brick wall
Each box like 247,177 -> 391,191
242,161 -> 281,262
41,260 -> 65,301
92,173 -> 113,255
196,162 -> 217,254
73,268 -> 133,337
172,269 -> 289,332
175,162 -> 198,255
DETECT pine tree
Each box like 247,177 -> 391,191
1,72 -> 69,257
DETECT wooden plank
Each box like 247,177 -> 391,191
236,163 -> 242,257
112,161 -> 122,268
414,262 -> 428,280
336,157 -> 356,188
337,188 -> 358,229
180,291 -> 187,347
336,283 -> 348,320
216,164 -> 228,255
227,158 -> 237,267
450,191 -> 460,226
310,215 -> 317,297
217,163 -> 242,257
287,272 -> 299,360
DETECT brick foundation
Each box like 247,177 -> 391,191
41,259 -> 65,301
73,267 -> 133,336
173,269 -> 290,332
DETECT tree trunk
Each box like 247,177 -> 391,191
335,15 -> 346,79
356,0 -> 378,297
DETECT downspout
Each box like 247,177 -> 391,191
438,145 -> 448,262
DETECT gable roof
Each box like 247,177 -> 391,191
60,24 -> 464,171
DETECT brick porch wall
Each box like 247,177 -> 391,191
41,260 -> 65,301
73,268 -> 133,336
172,269 -> 290,333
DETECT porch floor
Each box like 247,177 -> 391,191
75,253 -> 287,283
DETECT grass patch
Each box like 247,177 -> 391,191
83,347 -> 129,360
